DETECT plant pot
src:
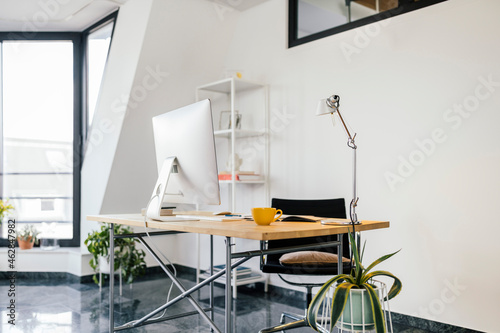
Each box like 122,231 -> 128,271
99,255 -> 112,274
18,237 -> 34,250
98,254 -> 123,275
337,286 -> 384,332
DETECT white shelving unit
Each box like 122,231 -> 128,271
198,265 -> 268,299
196,77 -> 270,213
195,77 -> 269,297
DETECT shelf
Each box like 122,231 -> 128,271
197,77 -> 264,94
200,271 -> 267,286
214,129 -> 266,138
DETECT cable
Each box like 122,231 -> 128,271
143,195 -> 178,320
120,194 -> 177,327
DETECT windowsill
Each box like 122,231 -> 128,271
0,246 -> 93,276
0,247 -> 82,254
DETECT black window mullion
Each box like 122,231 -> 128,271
59,33 -> 82,247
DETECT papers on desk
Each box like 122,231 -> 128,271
320,218 -> 357,225
279,215 -> 322,222
149,210 -> 248,222
150,215 -> 199,222
176,214 -> 242,222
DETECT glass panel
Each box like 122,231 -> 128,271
87,21 -> 114,127
1,41 -> 74,240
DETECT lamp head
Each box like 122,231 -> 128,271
316,94 -> 340,116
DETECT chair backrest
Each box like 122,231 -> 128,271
267,198 -> 350,261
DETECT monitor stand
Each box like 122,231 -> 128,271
146,156 -> 199,222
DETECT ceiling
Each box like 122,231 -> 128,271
0,0 -> 125,32
0,0 -> 270,32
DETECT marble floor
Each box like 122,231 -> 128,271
0,273 -> 429,333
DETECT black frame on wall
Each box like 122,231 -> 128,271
288,0 -> 448,48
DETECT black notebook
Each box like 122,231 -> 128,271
279,215 -> 321,222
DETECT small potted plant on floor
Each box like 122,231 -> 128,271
0,199 -> 14,226
85,224 -> 147,285
17,224 -> 40,250
307,232 -> 402,333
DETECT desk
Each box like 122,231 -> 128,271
87,214 -> 389,332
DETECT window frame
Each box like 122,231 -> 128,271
288,0 -> 448,48
0,11 -> 117,248
81,11 -> 118,148
0,32 -> 82,247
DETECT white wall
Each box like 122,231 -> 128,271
80,0 -> 240,266
80,0 -> 154,247
77,0 -> 499,331
220,0 -> 500,331
100,0 -> 240,215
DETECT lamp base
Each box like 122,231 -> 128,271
320,219 -> 361,225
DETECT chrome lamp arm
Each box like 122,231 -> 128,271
319,95 -> 359,224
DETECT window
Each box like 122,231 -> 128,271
289,0 -> 448,47
0,34 -> 82,246
0,12 -> 116,247
83,13 -> 116,143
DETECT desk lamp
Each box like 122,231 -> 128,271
316,95 -> 360,225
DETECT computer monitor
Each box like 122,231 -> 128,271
146,99 -> 220,221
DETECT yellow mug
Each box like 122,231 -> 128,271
251,207 -> 283,226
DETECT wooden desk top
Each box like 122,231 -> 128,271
87,214 -> 389,241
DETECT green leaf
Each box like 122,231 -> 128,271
329,283 -> 357,331
363,249 -> 401,276
307,275 -> 351,330
347,232 -> 363,284
364,283 -> 386,333
363,270 -> 402,301
360,239 -> 367,263
84,223 -> 146,286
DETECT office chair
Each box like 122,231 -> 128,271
260,198 -> 351,332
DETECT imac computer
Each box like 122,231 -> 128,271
146,99 -> 221,221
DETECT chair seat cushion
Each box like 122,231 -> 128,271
262,258 -> 351,275
279,251 -> 350,266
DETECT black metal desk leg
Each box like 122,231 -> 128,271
110,224 -> 115,332
225,237 -> 232,332
338,234 -> 343,275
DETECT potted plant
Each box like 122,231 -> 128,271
0,199 -> 14,226
85,224 -> 147,285
17,224 -> 40,250
307,232 -> 402,333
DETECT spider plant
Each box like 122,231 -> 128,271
307,232 -> 402,333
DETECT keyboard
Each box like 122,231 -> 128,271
151,216 -> 200,222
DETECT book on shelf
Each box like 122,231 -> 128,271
219,171 -> 255,175
213,272 -> 264,284
218,171 -> 263,181
237,174 -> 264,181
212,264 -> 251,275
